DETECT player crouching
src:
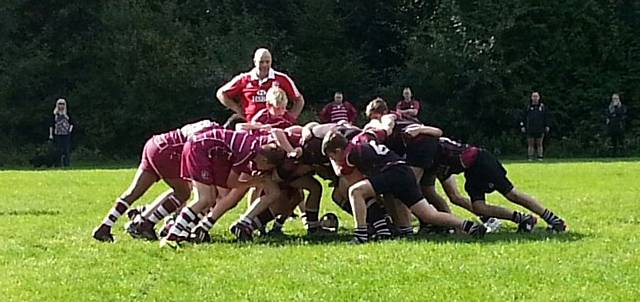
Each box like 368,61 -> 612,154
321,131 -> 487,244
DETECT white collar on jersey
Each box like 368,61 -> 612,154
250,68 -> 276,83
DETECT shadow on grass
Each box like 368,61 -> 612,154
0,209 -> 61,216
198,228 -> 586,247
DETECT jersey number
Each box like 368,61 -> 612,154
369,141 -> 389,155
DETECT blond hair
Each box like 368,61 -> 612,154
266,86 -> 288,107
365,97 -> 388,118
53,98 -> 68,118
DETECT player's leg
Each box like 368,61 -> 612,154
160,181 -> 217,248
266,187 -> 305,235
465,151 -> 537,232
440,176 -> 474,213
230,180 -> 281,241
130,178 -> 192,240
504,188 -> 566,232
381,195 -> 414,237
93,167 -> 158,242
347,179 -> 377,243
190,187 -> 249,243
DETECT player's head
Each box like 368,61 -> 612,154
366,97 -> 388,120
266,86 -> 288,116
254,143 -> 286,171
321,131 -> 348,161
253,48 -> 272,75
530,91 -> 540,104
402,87 -> 412,100
333,91 -> 344,103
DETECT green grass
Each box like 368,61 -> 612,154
1,160 -> 640,301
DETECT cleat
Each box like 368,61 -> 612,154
468,223 -> 487,238
229,222 -> 253,242
517,215 -> 537,233
159,237 -> 180,250
348,236 -> 367,244
125,221 -> 143,239
137,221 -> 159,241
189,226 -> 212,244
92,225 -> 114,242
483,217 -> 502,233
159,215 -> 176,238
265,227 -> 285,238
306,226 -> 334,237
547,219 -> 567,233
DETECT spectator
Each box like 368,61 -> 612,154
395,87 -> 421,119
216,48 -> 304,122
319,91 -> 358,124
49,98 -> 74,167
606,93 -> 627,155
520,91 -> 550,161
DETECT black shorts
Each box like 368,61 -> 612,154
405,136 -> 439,170
420,172 -> 436,187
463,150 -> 514,202
369,165 -> 423,207
526,132 -> 544,139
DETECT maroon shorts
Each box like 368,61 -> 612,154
180,139 -> 231,187
139,136 -> 183,180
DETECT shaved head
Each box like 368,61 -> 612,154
253,48 -> 272,78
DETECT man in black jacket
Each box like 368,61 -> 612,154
520,91 -> 550,161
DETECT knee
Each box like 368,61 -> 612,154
173,189 -> 191,203
470,201 -> 487,214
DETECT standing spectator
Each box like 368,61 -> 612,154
395,87 -> 421,119
319,91 -> 358,124
49,98 -> 74,167
520,91 -> 550,161
216,48 -> 304,122
606,93 -> 627,155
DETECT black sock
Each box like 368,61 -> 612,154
372,218 -> 391,237
354,226 -> 368,243
512,211 -> 526,223
461,220 -> 475,233
541,209 -> 562,225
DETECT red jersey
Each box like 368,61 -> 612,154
396,98 -> 421,115
319,101 -> 358,123
220,68 -> 301,121
251,108 -> 296,129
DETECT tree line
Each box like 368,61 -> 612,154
1,0 -> 638,163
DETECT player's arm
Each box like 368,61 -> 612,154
380,113 -> 398,136
235,122 -> 271,131
290,94 -> 305,119
404,124 -> 443,137
271,128 -> 301,157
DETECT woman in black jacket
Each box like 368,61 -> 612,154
606,93 -> 627,155
520,91 -> 550,161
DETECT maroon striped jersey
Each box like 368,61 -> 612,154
251,108 -> 296,129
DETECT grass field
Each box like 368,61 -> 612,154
1,160 -> 640,301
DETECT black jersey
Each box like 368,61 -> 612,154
432,137 -> 479,180
344,134 -> 405,177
